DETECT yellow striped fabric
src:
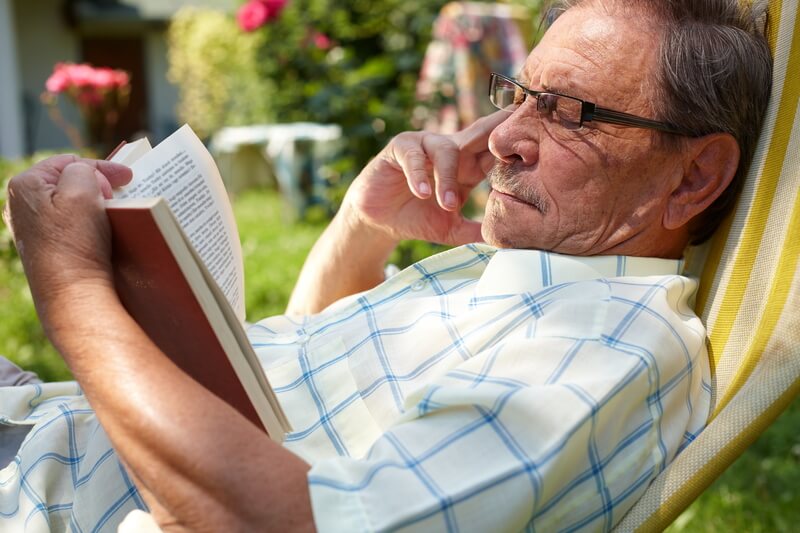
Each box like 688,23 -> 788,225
616,0 -> 800,529
696,0 -> 800,417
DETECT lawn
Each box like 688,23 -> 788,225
0,187 -> 797,530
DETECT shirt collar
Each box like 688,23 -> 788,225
475,249 -> 684,296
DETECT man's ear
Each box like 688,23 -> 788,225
663,133 -> 740,231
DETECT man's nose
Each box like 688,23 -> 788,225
488,108 -> 540,166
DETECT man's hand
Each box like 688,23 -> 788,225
287,113 -> 506,315
342,111 -> 506,245
3,155 -> 132,325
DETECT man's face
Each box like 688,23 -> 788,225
482,5 -> 686,256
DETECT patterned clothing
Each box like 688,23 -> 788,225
416,3 -> 529,133
0,245 -> 711,532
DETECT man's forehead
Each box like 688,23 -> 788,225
520,6 -> 659,99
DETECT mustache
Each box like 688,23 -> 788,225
486,162 -> 549,214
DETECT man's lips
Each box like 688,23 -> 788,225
490,188 -> 542,211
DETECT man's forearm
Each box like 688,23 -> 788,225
287,206 -> 397,316
43,283 -> 314,532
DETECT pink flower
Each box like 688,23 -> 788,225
114,70 -> 130,88
76,89 -> 104,107
237,1 -> 271,32
45,64 -> 70,93
91,68 -> 118,89
262,0 -> 287,20
312,32 -> 332,50
237,0 -> 287,31
45,63 -> 131,94
67,64 -> 96,88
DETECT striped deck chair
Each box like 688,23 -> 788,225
616,0 -> 800,530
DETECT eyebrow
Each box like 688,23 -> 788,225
517,68 -> 575,98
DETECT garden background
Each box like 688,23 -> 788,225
0,0 -> 797,530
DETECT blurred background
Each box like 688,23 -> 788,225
0,0 -> 797,530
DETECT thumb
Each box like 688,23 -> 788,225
58,162 -> 109,201
454,111 -> 509,152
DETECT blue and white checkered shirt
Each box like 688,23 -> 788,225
0,244 -> 710,532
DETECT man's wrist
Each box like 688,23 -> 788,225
337,201 -> 399,256
36,277 -> 119,348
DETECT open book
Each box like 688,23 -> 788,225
106,125 -> 290,442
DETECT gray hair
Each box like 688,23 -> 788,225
545,0 -> 773,244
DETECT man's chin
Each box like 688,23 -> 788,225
482,197 -> 541,249
481,220 -> 529,249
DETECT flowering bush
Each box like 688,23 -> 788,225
169,0 -> 539,212
42,62 -> 131,153
171,0 -> 451,172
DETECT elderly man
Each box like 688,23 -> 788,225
1,0 -> 770,531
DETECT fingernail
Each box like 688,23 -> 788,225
444,191 -> 457,209
418,182 -> 431,196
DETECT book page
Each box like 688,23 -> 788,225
110,137 -> 152,166
113,125 -> 245,322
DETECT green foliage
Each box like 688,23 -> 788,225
243,0 -> 449,174
169,0 -> 449,183
168,8 -> 276,139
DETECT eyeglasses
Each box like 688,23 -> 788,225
489,72 -> 689,136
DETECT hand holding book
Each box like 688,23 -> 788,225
105,125 -> 289,441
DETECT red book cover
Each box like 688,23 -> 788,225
107,204 -> 267,433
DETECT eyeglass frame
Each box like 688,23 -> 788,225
489,72 -> 691,136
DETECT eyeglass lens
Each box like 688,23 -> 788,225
490,75 -> 584,131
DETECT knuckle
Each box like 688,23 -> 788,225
393,131 -> 421,146
6,174 -> 34,199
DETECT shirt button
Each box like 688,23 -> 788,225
411,279 -> 427,291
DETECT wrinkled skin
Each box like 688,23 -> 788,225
482,6 -> 688,257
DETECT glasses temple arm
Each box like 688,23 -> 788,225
589,106 -> 688,135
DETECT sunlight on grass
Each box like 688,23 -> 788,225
235,189 -> 325,320
666,398 -> 800,533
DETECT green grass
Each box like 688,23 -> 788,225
0,187 -> 797,530
667,396 -> 800,532
236,189 -> 326,320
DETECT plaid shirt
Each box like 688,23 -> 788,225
252,244 -> 711,532
0,245 -> 710,532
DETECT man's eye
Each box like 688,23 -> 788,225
538,94 -> 559,115
513,88 -> 526,106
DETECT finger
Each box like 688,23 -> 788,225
453,111 -> 509,153
91,160 -> 134,190
421,134 -> 461,211
390,133 -> 433,199
34,154 -> 84,185
37,155 -> 133,195
57,162 -> 106,203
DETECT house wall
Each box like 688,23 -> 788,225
0,0 -> 25,158
14,0 -> 81,152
